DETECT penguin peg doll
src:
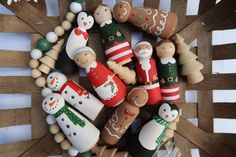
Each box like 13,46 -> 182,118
128,101 -> 179,157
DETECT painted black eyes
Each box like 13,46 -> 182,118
44,102 -> 47,105
105,9 -> 108,12
71,96 -> 75,99
64,91 -> 68,94
172,114 -> 175,117
97,12 -> 99,15
81,17 -> 84,20
50,97 -> 53,100
50,76 -> 53,79
79,101 -> 82,104
163,109 -> 166,112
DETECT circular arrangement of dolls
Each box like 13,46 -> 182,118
29,1 -> 204,157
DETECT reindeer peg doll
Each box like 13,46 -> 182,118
101,88 -> 148,145
156,40 -> 180,102
128,101 -> 179,157
74,46 -> 127,107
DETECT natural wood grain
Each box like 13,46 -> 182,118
85,0 -> 101,11
0,50 -> 30,67
0,140 -> 38,157
211,12 -> 236,30
214,103 -> 236,118
0,76 -> 41,94
0,108 -> 31,127
174,133 -> 192,157
59,0 -> 70,22
212,43 -> 236,60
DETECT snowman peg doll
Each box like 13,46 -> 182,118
128,101 -> 179,157
46,72 -> 104,121
74,46 -> 127,107
42,93 -> 100,154
56,11 -> 94,74
93,5 -> 134,65
133,41 -> 162,105
101,88 -> 148,145
155,40 -> 180,102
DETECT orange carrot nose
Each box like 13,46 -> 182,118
83,22 -> 88,26
165,115 -> 169,118
49,101 -> 56,107
50,77 -> 56,85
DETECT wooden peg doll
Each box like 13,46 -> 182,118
155,40 -> 180,102
93,5 -> 134,65
74,46 -> 127,107
133,41 -> 162,105
56,11 -> 94,74
101,88 -> 148,145
128,101 -> 179,157
46,72 -> 104,121
42,93 -> 100,154
113,1 -> 178,39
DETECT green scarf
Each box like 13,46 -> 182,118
54,105 -> 86,128
154,116 -> 168,150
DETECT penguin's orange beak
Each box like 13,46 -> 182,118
49,101 -> 55,107
165,115 -> 169,118
83,22 -> 88,26
50,77 -> 56,85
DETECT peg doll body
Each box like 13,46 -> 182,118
128,101 -> 179,157
134,41 -> 162,105
93,5 -> 133,65
42,93 -> 100,154
156,40 -> 180,102
101,88 -> 148,145
74,46 -> 127,107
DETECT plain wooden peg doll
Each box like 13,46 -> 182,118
101,88 -> 148,145
133,41 -> 162,105
113,1 -> 178,39
155,40 -> 180,102
42,93 -> 100,155
128,101 -> 179,157
93,5 -> 134,65
74,46 -> 127,107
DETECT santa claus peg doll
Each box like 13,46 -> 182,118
73,46 -> 127,107
134,41 -> 162,105
93,5 -> 134,65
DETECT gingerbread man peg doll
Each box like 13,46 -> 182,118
133,41 -> 162,105
113,1 -> 178,39
155,40 -> 180,102
93,5 -> 134,65
74,46 -> 127,107
101,88 -> 148,145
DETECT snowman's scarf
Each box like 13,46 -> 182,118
154,116 -> 168,150
54,105 -> 86,127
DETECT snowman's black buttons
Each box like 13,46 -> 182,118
71,96 -> 75,99
64,90 -> 68,94
73,132 -> 76,136
66,124 -> 70,128
61,118 -> 64,121
79,101 -> 82,104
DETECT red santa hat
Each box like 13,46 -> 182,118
133,41 -> 153,53
72,46 -> 96,59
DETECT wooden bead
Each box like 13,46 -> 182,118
54,132 -> 65,143
46,32 -> 58,43
68,147 -> 79,157
70,2 -> 82,14
77,151 -> 92,157
61,139 -> 71,150
50,124 -> 60,134
41,88 -> 52,97
36,38 -> 52,52
29,59 -> 39,68
31,69 -> 42,78
62,20 -> 72,31
54,26 -> 65,36
66,12 -> 76,22
30,49 -> 42,60
35,77 -> 46,87
46,114 -> 56,125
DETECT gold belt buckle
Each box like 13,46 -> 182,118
167,77 -> 174,82
108,36 -> 115,41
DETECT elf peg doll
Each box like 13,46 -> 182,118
93,5 -> 134,65
156,40 -> 180,102
74,46 -> 127,107
128,101 -> 179,157
134,41 -> 162,105
42,93 -> 100,154
46,72 -> 104,121
101,88 -> 148,145
113,1 -> 178,39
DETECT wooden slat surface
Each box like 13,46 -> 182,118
211,12 -> 236,30
212,43 -> 236,60
0,50 -> 30,67
214,103 -> 236,118
0,108 -> 31,127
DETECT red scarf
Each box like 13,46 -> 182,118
74,28 -> 89,40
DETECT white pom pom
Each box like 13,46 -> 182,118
31,49 -> 42,59
41,88 -> 52,97
68,146 -> 79,157
46,115 -> 56,125
46,32 -> 58,43
70,2 -> 82,14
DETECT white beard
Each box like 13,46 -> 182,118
134,49 -> 152,59
139,58 -> 151,71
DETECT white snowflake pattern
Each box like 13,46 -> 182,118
7,0 -> 38,5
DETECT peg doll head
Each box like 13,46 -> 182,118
93,5 -> 112,25
127,88 -> 148,107
155,40 -> 176,59
133,41 -> 153,59
73,46 -> 96,68
157,101 -> 179,123
47,72 -> 67,91
77,11 -> 94,30
42,93 -> 65,114
113,1 -> 132,22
